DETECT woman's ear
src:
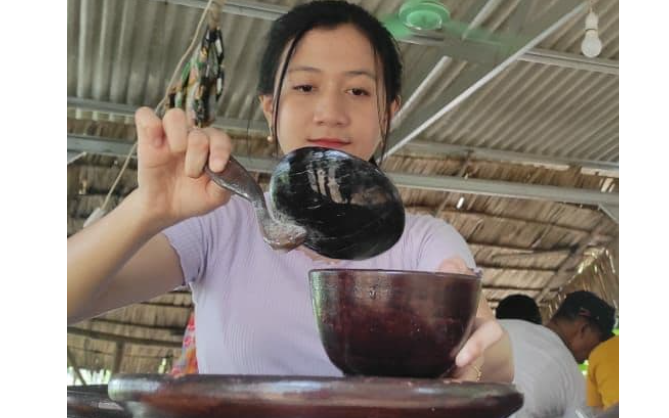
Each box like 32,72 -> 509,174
380,97 -> 402,139
259,95 -> 274,127
390,96 -> 401,119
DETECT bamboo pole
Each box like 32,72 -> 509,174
67,347 -> 87,386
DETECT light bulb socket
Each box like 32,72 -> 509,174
585,10 -> 599,30
584,28 -> 599,37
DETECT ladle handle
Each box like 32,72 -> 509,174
205,156 -> 307,251
205,156 -> 266,204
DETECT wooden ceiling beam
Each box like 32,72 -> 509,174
536,222 -> 616,303
87,318 -> 187,335
67,327 -> 183,348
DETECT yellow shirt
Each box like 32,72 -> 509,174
586,335 -> 619,409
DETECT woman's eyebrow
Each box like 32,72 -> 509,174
287,66 -> 376,81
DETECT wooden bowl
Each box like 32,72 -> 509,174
309,269 -> 481,378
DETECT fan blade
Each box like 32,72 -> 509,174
443,19 -> 490,40
443,20 -> 526,49
382,15 -> 415,41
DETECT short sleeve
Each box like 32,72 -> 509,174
160,197 -> 251,286
407,215 -> 477,273
161,216 -> 211,285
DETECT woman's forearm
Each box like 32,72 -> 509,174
67,191 -> 167,323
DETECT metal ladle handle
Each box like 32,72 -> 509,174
205,157 -> 307,251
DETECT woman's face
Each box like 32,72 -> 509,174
261,24 -> 399,161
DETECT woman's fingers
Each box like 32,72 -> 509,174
182,126 -> 232,178
204,127 -> 232,172
437,256 -> 473,275
163,108 -> 189,154
136,106 -> 232,204
184,129 -> 211,178
450,359 -> 484,382
455,317 -> 504,368
160,109 -> 232,178
202,127 -> 233,204
135,107 -> 167,167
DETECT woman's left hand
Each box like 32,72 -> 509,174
449,316 -> 504,381
437,257 -> 509,382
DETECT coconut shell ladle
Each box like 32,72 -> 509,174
206,147 -> 405,260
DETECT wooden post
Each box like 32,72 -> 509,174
112,342 -> 125,375
67,347 -> 87,386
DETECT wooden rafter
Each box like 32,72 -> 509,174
67,347 -> 87,386
67,327 -> 182,348
536,220 -> 615,303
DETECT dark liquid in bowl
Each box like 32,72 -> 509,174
310,269 -> 481,378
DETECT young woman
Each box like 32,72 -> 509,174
68,1 -> 513,382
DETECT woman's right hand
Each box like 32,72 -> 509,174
134,106 -> 233,229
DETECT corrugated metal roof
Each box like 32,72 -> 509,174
68,0 -> 619,165
421,60 -> 618,162
415,0 -> 618,163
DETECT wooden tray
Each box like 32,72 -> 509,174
67,384 -> 131,418
108,374 -> 523,418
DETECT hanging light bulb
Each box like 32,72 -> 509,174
582,30 -> 602,58
581,9 -> 602,58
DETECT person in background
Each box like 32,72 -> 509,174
586,333 -> 619,413
501,291 -> 616,418
496,294 -> 543,324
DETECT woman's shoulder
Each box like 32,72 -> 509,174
391,212 -> 474,271
404,212 -> 462,240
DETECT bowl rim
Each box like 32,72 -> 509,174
308,268 -> 480,282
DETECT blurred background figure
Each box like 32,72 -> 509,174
170,312 -> 198,376
496,294 -> 543,324
586,333 -> 619,414
594,403 -> 618,418
501,291 -> 616,418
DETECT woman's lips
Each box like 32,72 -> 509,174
308,139 -> 349,149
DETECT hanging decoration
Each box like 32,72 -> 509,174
83,0 -> 227,227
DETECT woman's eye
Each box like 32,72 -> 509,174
294,85 -> 314,93
349,88 -> 370,97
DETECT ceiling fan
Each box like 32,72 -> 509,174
381,0 -> 517,47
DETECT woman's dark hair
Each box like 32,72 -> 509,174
257,0 -> 403,165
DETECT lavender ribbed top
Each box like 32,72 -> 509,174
162,195 -> 476,376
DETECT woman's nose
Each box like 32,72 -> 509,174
313,90 -> 349,126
